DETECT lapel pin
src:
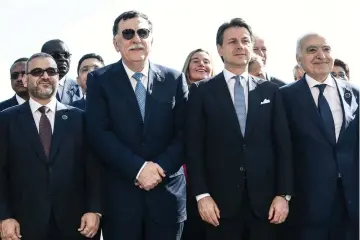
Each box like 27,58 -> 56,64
62,115 -> 68,120
345,92 -> 351,99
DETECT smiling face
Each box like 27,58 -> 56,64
187,51 -> 213,82
297,34 -> 333,82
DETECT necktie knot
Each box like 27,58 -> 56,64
234,75 -> 243,84
38,106 -> 48,114
316,84 -> 327,94
133,72 -> 143,82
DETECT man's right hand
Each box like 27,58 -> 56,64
136,161 -> 166,191
1,218 -> 21,240
197,196 -> 220,227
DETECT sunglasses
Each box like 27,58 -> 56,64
27,67 -> 59,77
51,52 -> 71,59
11,71 -> 26,80
331,72 -> 346,79
121,28 -> 150,40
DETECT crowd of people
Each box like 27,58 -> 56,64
0,9 -> 358,240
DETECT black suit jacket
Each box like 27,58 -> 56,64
266,73 -> 287,87
85,60 -> 188,236
71,98 -> 86,110
0,101 -> 102,239
280,76 -> 359,225
185,73 -> 293,219
0,95 -> 18,111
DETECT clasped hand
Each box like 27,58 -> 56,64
135,161 -> 166,191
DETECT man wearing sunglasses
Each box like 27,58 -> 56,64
0,58 -> 29,111
71,53 -> 105,110
0,53 -> 103,240
85,10 -> 188,240
41,39 -> 83,105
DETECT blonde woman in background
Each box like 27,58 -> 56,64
182,48 -> 215,240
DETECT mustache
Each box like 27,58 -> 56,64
37,80 -> 54,86
128,44 -> 145,50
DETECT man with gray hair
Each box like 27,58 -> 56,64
293,64 -> 304,81
280,33 -> 359,240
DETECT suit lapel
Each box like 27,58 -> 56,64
49,103 -> 70,162
18,102 -> 48,163
143,63 -> 165,132
10,95 -> 18,106
244,76 -> 262,139
211,73 -> 243,140
112,60 -> 143,124
294,77 -> 333,145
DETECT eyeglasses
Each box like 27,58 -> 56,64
51,52 -> 71,59
27,67 -> 59,77
11,71 -> 26,80
331,72 -> 346,79
121,28 -> 150,40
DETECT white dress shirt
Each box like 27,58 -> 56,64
122,61 -> 151,180
196,69 -> 253,202
57,76 -> 66,100
15,94 -> 26,105
306,74 -> 343,141
29,97 -> 57,133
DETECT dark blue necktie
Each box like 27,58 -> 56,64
316,84 -> 336,143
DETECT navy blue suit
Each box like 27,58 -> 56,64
0,95 -> 18,111
85,60 -> 188,240
280,76 -> 359,240
71,98 -> 86,110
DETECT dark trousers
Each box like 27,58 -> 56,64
205,186 -> 276,240
281,179 -> 358,240
102,215 -> 184,240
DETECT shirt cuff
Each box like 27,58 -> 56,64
96,213 -> 102,218
196,193 -> 210,201
136,162 -> 148,180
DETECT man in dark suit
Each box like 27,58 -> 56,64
280,33 -> 359,240
0,58 -> 29,111
41,39 -> 83,105
85,11 -> 187,240
253,35 -> 286,87
0,53 -> 102,240
185,18 -> 293,240
71,53 -> 105,110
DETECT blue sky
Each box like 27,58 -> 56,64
1,0 -> 358,100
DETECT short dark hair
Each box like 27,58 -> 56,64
77,53 -> 105,75
112,10 -> 152,37
216,18 -> 253,46
10,57 -> 29,73
334,58 -> 349,77
26,53 -> 55,73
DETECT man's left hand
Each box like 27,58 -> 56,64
268,196 -> 289,224
78,213 -> 100,238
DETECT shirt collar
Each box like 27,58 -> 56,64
305,74 -> 336,89
122,61 -> 149,79
29,97 -> 57,114
59,76 -> 66,86
223,69 -> 249,83
15,94 -> 26,105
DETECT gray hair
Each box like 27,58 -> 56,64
293,64 -> 302,77
296,32 -> 324,58
26,52 -> 56,72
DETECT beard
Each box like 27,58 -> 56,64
28,80 -> 56,100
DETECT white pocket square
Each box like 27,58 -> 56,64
260,99 -> 270,105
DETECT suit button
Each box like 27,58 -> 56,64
240,167 -> 244,171
242,144 -> 247,151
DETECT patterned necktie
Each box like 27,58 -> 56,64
234,76 -> 247,136
38,106 -> 52,159
133,72 -> 146,121
316,84 -> 336,143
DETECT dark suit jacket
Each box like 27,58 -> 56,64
0,95 -> 18,111
266,74 -> 287,87
185,73 -> 293,219
280,76 -> 359,226
71,98 -> 86,110
0,101 -> 102,239
85,60 -> 188,230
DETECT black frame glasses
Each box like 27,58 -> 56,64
121,28 -> 150,40
27,67 -> 59,77
10,71 -> 26,80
